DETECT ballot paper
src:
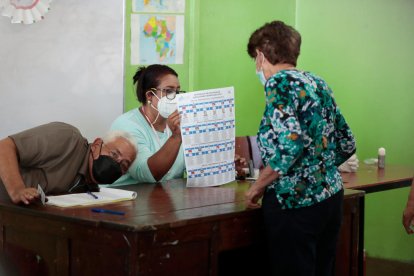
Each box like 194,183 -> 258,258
176,87 -> 235,187
46,188 -> 137,208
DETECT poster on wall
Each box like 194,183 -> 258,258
130,14 -> 184,65
132,0 -> 185,13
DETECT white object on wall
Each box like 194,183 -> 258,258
0,0 -> 53,24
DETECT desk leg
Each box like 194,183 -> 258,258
358,196 -> 365,276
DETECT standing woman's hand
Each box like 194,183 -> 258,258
245,166 -> 280,209
167,110 -> 181,138
245,182 -> 266,209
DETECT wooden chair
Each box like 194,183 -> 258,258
235,136 -> 263,169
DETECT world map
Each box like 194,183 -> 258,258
142,16 -> 175,62
131,14 -> 184,64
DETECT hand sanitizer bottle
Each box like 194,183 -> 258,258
378,147 -> 386,169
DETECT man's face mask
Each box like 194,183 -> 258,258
92,142 -> 122,184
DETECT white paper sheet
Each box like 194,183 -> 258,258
176,87 -> 236,187
46,188 -> 137,208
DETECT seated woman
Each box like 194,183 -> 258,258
111,64 -> 246,185
111,64 -> 184,185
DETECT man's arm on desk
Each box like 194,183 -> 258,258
402,177 -> 414,234
0,137 -> 39,204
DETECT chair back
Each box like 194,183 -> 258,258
235,136 -> 263,169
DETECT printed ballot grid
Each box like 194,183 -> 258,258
177,87 -> 235,187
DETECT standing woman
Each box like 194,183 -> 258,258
110,64 -> 185,184
245,21 -> 356,276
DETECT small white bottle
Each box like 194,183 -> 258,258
378,147 -> 386,169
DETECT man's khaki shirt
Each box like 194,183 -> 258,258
3,122 -> 90,194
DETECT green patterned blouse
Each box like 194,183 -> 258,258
258,69 -> 356,209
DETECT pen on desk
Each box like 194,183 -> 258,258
91,208 -> 125,216
87,191 -> 98,199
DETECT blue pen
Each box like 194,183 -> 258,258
91,208 -> 125,216
87,191 -> 98,199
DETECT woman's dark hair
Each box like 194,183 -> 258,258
247,20 -> 301,66
133,64 -> 178,104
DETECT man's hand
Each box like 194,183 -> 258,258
10,187 -> 40,205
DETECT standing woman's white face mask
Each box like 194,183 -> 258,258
255,51 -> 267,85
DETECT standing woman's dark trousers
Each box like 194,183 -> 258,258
262,189 -> 344,276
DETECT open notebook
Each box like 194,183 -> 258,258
46,187 -> 137,208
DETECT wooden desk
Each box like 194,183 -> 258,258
342,164 -> 413,193
0,180 -> 363,276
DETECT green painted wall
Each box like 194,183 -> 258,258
296,0 -> 414,166
296,0 -> 414,261
193,0 -> 296,136
124,0 -> 414,262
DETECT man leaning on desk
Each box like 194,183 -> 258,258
0,122 -> 137,205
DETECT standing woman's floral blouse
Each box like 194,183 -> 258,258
258,69 -> 356,209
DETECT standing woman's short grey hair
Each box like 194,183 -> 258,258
247,20 -> 301,66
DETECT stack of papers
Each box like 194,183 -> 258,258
46,187 -> 137,207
